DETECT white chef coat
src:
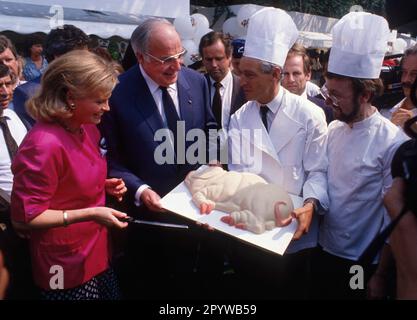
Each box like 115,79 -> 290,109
320,110 -> 407,261
228,87 -> 328,253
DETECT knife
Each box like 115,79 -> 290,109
119,216 -> 189,229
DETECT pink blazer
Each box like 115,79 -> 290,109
11,122 -> 109,289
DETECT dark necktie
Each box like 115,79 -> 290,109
160,86 -> 180,155
212,82 -> 222,128
0,116 -> 18,160
260,105 -> 269,132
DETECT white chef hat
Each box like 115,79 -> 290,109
328,12 -> 390,79
243,7 -> 299,67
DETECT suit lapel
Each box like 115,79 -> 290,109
244,104 -> 280,164
230,73 -> 247,117
177,70 -> 194,133
230,73 -> 240,115
269,90 -> 303,154
133,67 -> 165,134
204,73 -> 212,98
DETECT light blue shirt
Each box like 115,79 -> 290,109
23,57 -> 48,81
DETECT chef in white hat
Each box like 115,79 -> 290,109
313,11 -> 407,300
227,7 -> 328,299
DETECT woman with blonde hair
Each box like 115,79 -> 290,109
10,50 -> 128,300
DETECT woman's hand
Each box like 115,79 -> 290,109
91,207 -> 129,229
105,178 -> 127,202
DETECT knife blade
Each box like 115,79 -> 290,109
119,216 -> 189,229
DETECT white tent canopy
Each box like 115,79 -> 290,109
194,4 -> 338,49
6,0 -> 189,17
288,11 -> 337,48
297,31 -> 332,48
0,0 -> 189,39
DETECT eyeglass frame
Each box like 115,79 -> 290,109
144,48 -> 187,65
320,84 -> 340,107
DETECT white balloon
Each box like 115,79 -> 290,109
229,5 -> 243,16
193,28 -> 213,46
237,4 -> 263,32
182,39 -> 200,66
191,13 -> 210,31
174,16 -> 194,40
222,17 -> 242,39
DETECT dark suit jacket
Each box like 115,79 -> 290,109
100,64 -> 217,206
308,95 -> 334,125
13,76 -> 41,129
205,73 -> 246,126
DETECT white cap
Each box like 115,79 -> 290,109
243,7 -> 298,67
328,12 -> 389,79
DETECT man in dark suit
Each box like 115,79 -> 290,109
12,77 -> 40,128
0,64 -> 37,299
199,31 -> 246,130
100,18 -> 218,299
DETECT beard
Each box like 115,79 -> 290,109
333,96 -> 361,124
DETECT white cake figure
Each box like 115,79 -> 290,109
185,166 -> 294,234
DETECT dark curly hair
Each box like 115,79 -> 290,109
44,25 -> 90,62
23,33 -> 45,57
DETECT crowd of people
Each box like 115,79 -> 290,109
0,7 -> 417,300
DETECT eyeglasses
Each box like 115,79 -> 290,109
145,49 -> 187,65
320,84 -> 339,107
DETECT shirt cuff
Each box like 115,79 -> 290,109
134,184 -> 151,207
303,197 -> 323,215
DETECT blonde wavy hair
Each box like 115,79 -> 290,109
27,50 -> 118,122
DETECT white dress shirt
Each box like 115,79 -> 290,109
300,81 -> 320,99
320,110 -> 407,261
140,64 -> 180,121
0,108 -> 27,195
305,81 -> 320,97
